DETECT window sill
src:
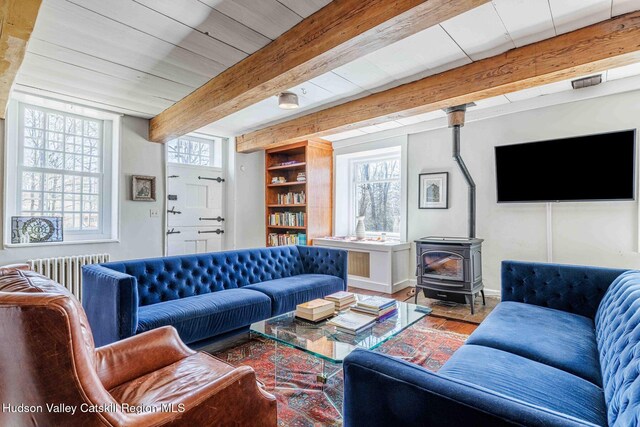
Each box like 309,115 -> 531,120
4,238 -> 120,248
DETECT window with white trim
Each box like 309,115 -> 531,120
167,135 -> 222,168
349,149 -> 402,236
4,96 -> 119,244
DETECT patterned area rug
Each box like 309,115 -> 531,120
213,317 -> 468,426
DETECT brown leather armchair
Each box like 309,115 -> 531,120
0,269 -> 277,426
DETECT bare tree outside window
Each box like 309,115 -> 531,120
353,156 -> 401,234
18,104 -> 103,231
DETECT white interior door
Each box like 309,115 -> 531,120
166,164 -> 225,255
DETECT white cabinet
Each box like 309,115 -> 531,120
313,238 -> 411,294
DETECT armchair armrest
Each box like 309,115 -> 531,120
0,263 -> 30,273
501,260 -> 627,319
95,326 -> 195,390
82,264 -> 138,346
297,245 -> 348,290
343,349 -> 595,427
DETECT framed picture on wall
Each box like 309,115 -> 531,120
132,175 -> 157,201
419,172 -> 448,209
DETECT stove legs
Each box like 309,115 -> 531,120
414,286 -> 485,315
465,294 -> 475,315
466,290 -> 486,315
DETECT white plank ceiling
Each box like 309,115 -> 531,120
14,0 -> 640,139
15,0 -> 331,117
199,0 -> 640,137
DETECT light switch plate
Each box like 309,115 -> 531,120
149,209 -> 160,218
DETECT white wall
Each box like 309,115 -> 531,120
0,116 -> 165,264
408,90 -> 640,293
228,149 -> 265,249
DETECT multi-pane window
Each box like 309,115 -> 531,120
18,104 -> 103,232
351,154 -> 402,235
167,136 -> 214,166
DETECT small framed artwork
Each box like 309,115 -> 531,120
11,216 -> 63,244
132,175 -> 157,201
419,172 -> 449,209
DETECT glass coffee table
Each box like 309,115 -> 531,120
250,296 -> 430,416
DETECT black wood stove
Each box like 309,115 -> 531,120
415,237 -> 485,314
414,104 -> 485,314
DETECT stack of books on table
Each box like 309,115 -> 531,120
327,311 -> 376,335
351,296 -> 398,321
324,291 -> 356,311
295,299 -> 335,322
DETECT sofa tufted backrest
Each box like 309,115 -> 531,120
101,246 -> 305,306
501,260 -> 627,319
595,271 -> 640,426
297,245 -> 348,284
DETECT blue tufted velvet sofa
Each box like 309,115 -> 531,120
344,260 -> 639,427
82,245 -> 347,347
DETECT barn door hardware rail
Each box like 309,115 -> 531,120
199,217 -> 225,222
166,228 -> 181,235
198,176 -> 225,183
167,207 -> 182,214
168,175 -> 179,178
198,229 -> 225,235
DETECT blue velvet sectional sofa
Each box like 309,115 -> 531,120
344,260 -> 637,427
82,245 -> 347,347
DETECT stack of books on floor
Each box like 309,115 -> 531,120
327,311 -> 376,335
295,299 -> 335,322
351,295 -> 398,321
324,291 -> 356,311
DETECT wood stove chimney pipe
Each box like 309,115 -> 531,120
445,104 -> 476,238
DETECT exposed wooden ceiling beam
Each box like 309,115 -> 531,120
0,0 -> 42,119
237,11 -> 640,153
148,0 -> 489,143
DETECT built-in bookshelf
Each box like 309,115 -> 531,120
265,140 -> 333,247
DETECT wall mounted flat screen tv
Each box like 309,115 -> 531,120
495,130 -> 636,203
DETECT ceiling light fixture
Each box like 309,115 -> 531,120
571,74 -> 602,89
278,91 -> 299,109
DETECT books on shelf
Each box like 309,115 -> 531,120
268,211 -> 306,227
327,311 -> 376,335
276,191 -> 305,205
296,172 -> 306,182
268,233 -> 306,247
351,296 -> 398,320
296,299 -> 335,322
324,291 -> 356,310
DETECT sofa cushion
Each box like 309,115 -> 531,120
439,345 -> 607,426
136,288 -> 271,344
595,271 -> 640,426
244,274 -> 344,315
466,301 -> 601,386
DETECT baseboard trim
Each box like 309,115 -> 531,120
391,279 -> 411,294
